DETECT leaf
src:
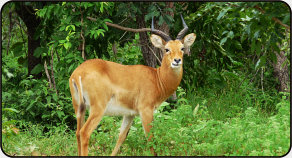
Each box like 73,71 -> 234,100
158,15 -> 164,26
251,40 -> 256,53
56,111 -> 64,118
227,31 -> 234,39
59,25 -> 66,31
33,47 -> 48,58
52,93 -> 58,101
26,100 -> 37,111
31,64 -> 43,74
272,42 -> 280,54
145,12 -> 153,22
4,69 -> 13,78
2,108 -> 19,113
234,41 -> 242,50
64,42 -> 72,49
246,24 -> 251,35
255,55 -> 267,70
228,56 -> 243,67
280,12 -> 289,24
59,40 -> 66,44
68,64 -> 75,73
148,4 -> 157,13
103,18 -> 112,23
83,3 -> 88,9
38,7 -> 47,18
96,29 -> 105,36
65,25 -> 75,31
177,98 -> 188,105
213,41 -> 226,56
46,5 -> 54,19
193,104 -> 200,117
46,96 -> 52,104
11,42 -> 24,57
220,37 -> 228,46
269,51 -> 277,64
163,14 -> 173,26
217,9 -> 227,21
253,30 -> 260,39
255,42 -> 261,56
100,2 -> 104,13
241,15 -> 252,21
222,31 -> 228,35
102,23 -> 108,31
145,11 -> 160,22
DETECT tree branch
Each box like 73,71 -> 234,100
6,8 -> 13,55
44,60 -> 52,89
271,17 -> 290,30
227,3 -> 290,31
50,47 -> 57,94
253,5 -> 290,30
80,7 -> 86,60
87,16 -> 151,32
15,16 -> 26,49
147,45 -> 162,65
105,22 -> 151,32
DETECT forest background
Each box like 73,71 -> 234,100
1,1 -> 290,156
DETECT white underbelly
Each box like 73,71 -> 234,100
104,98 -> 138,116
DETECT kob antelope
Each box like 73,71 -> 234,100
69,15 -> 196,156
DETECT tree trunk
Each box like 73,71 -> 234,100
15,3 -> 42,79
136,2 -> 174,68
136,13 -> 158,68
273,49 -> 289,92
155,2 -> 174,62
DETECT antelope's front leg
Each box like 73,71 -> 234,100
139,106 -> 156,156
111,115 -> 135,156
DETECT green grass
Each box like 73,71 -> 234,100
2,87 -> 290,156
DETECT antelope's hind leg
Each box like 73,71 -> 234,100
70,79 -> 86,156
111,115 -> 135,156
79,104 -> 105,156
75,102 -> 86,156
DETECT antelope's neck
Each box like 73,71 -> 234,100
156,57 -> 183,100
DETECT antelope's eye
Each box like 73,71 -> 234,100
181,47 -> 185,51
165,48 -> 170,52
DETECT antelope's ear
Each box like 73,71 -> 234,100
182,33 -> 196,47
150,34 -> 165,49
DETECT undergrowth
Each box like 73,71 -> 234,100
2,85 -> 290,156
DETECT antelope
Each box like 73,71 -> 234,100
69,15 -> 196,156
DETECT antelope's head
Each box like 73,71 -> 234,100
150,15 -> 196,69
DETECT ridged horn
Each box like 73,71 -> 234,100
151,17 -> 172,42
176,14 -> 189,40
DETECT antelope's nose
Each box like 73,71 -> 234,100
174,58 -> 181,64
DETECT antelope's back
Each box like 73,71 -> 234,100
69,59 -> 160,97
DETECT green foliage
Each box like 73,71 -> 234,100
2,50 -> 75,129
3,86 -> 289,156
148,86 -> 289,156
2,73 -> 75,128
182,2 -> 290,92
2,105 -> 21,153
2,2 -> 116,132
2,107 -> 20,137
2,123 -> 76,156
107,34 -> 143,65
1,1 -> 290,156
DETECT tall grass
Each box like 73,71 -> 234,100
2,84 -> 290,156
